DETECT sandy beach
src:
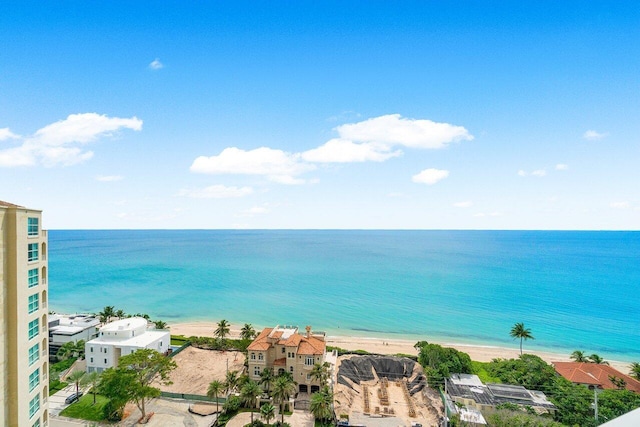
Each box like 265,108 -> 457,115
170,321 -> 631,374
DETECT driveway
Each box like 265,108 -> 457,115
49,383 -> 86,416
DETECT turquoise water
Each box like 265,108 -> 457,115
48,230 -> 640,361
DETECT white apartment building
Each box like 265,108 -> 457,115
48,314 -> 100,359
1,201 -> 49,427
85,317 -> 170,373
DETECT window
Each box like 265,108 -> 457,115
28,243 -> 39,262
282,347 -> 286,353
29,368 -> 40,392
32,419 -> 41,427
28,269 -> 39,288
254,366 -> 261,376
306,374 -> 311,380
278,368 -> 285,375
258,353 -> 264,361
305,356 -> 314,366
28,294 -> 39,314
28,319 -> 39,340
28,217 -> 39,236
104,359 -> 107,364
90,347 -> 94,352
28,343 -> 39,366
290,366 -> 294,373
29,395 -> 40,418
90,357 -> 93,363
251,353 -> 256,360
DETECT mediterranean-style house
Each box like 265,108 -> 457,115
247,325 -> 326,394
553,362 -> 640,393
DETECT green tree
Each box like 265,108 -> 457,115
67,370 -> 85,400
570,350 -> 588,362
81,371 -> 102,405
207,380 -> 224,414
260,403 -> 276,425
57,340 -> 85,361
310,386 -> 333,427
310,362 -> 331,388
104,348 -> 177,420
225,370 -> 240,395
241,323 -> 257,341
153,320 -> 168,330
115,309 -> 126,319
100,367 -> 136,421
486,354 -> 557,391
215,319 -> 231,342
629,362 -> 640,380
98,306 -> 115,324
486,409 -> 565,427
416,341 -> 473,386
598,389 -> 640,422
260,368 -> 274,395
241,380 -> 262,423
272,374 -> 296,423
588,354 -> 609,365
510,322 -> 534,355
609,375 -> 627,390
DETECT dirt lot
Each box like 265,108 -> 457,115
153,346 -> 246,395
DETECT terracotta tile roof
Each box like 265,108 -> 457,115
273,357 -> 286,366
247,327 -> 326,356
247,328 -> 273,351
554,362 -> 640,393
0,200 -> 22,208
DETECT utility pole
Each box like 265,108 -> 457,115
594,386 -> 599,424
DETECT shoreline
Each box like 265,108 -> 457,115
169,321 -> 632,374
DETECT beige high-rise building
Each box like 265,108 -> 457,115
1,201 -> 49,427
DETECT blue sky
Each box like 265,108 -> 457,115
1,1 -> 638,229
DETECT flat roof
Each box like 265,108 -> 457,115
100,317 -> 147,332
88,329 -> 169,348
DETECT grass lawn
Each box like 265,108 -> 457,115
59,393 -> 110,421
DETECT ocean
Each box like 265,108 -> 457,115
48,230 -> 640,362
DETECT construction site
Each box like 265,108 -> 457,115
333,355 -> 444,427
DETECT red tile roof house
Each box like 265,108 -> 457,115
553,362 -> 640,393
247,325 -> 327,395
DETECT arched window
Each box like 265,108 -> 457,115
41,314 -> 47,332
41,290 -> 47,308
41,266 -> 47,285
41,338 -> 47,357
41,242 -> 47,261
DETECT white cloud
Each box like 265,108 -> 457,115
412,168 -> 449,185
96,175 -> 124,182
453,201 -> 473,208
177,184 -> 253,199
301,138 -> 401,163
0,113 -> 142,167
336,114 -> 473,149
190,147 -> 315,183
583,130 -> 607,140
555,164 -> 568,170
239,206 -> 270,217
149,58 -> 164,70
610,201 -> 630,209
0,128 -> 20,140
518,169 -> 547,177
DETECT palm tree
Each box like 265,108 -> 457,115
153,320 -> 168,330
629,362 -> 640,380
510,322 -> 534,355
115,309 -> 126,319
241,380 -> 262,423
261,403 -> 276,425
310,362 -> 331,387
215,319 -> 231,341
241,323 -> 257,341
589,354 -> 609,365
81,371 -> 101,405
98,305 -> 115,324
67,370 -> 86,400
570,350 -> 588,362
260,368 -> 274,395
310,387 -> 334,427
57,340 -> 85,361
272,375 -> 296,423
225,370 -> 239,395
207,380 -> 224,414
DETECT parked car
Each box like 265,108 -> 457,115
65,392 -> 83,404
